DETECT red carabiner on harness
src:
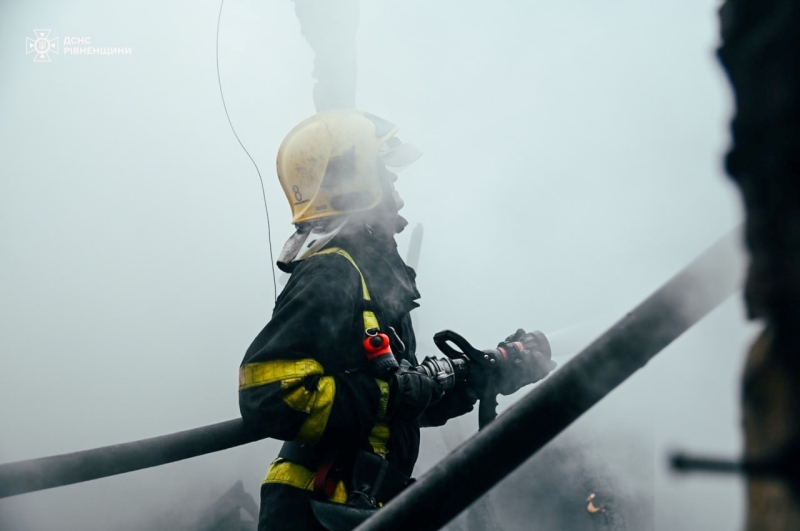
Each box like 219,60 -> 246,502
363,332 -> 399,379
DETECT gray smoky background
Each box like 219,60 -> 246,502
0,0 -> 756,530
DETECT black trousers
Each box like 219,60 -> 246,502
259,483 -> 327,531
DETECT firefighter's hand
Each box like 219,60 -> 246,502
387,360 -> 445,421
493,328 -> 556,396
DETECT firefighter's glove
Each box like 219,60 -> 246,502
492,328 -> 556,396
416,355 -> 467,392
387,360 -> 445,421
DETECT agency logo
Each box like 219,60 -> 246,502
26,29 -> 59,63
25,30 -> 132,62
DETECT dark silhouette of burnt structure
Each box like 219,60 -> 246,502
718,1 -> 800,529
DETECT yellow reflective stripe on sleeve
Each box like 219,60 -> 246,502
239,360 -> 335,444
291,376 -> 336,443
369,422 -> 390,459
281,383 -> 316,412
264,458 -> 314,490
264,459 -> 348,504
239,359 -> 324,391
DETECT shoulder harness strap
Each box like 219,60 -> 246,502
311,247 -> 380,333
308,247 -> 392,463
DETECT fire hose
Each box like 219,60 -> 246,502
0,227 -> 744,509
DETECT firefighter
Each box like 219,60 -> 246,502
239,110 -> 555,531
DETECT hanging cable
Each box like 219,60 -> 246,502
215,0 -> 278,303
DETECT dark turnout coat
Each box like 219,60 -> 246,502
239,230 -> 469,531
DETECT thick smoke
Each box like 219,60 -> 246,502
1,0 -> 751,530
